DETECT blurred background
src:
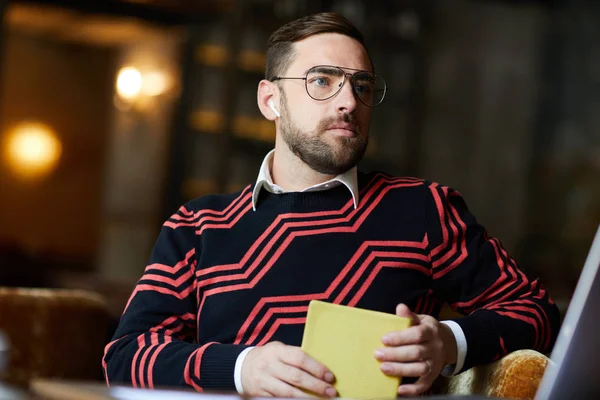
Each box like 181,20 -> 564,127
0,0 -> 598,335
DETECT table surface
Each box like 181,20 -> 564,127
20,379 -> 493,400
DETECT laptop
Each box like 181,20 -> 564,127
535,224 -> 600,399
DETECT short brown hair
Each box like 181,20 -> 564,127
265,12 -> 371,80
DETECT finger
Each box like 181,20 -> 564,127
374,344 -> 432,362
266,378 -> 319,398
395,303 -> 420,325
380,360 -> 431,377
382,324 -> 432,346
275,364 -> 336,398
257,388 -> 275,397
418,314 -> 439,326
397,375 -> 433,397
280,347 -> 335,383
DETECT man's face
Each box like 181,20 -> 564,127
277,33 -> 373,175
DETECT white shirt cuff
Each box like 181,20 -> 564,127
234,346 -> 256,394
439,320 -> 467,376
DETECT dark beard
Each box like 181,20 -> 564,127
279,93 -> 368,175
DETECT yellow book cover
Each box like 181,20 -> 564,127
301,300 -> 412,399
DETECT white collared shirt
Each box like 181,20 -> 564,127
251,150 -> 359,211
235,150 -> 467,393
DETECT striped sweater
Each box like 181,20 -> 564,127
102,172 -> 560,391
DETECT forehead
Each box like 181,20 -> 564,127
288,33 -> 371,74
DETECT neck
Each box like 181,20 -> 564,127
271,141 -> 337,191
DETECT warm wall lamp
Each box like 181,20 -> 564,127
3,121 -> 62,179
115,65 -> 171,112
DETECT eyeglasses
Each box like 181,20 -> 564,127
270,65 -> 387,107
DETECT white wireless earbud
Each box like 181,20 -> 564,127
268,99 -> 281,118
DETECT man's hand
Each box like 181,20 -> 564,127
374,304 -> 458,397
241,341 -> 337,398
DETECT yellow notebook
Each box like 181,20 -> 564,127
301,300 -> 412,399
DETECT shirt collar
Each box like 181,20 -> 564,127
252,149 -> 359,211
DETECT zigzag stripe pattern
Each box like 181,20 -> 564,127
114,186 -> 258,392
414,289 -> 443,316
195,174 -> 390,279
123,249 -> 197,314
162,186 -> 254,236
102,336 -> 125,386
449,237 -> 528,313
428,183 -> 468,278
110,314 -> 197,390
149,313 -> 196,341
200,176 -> 421,289
196,175 -> 420,281
428,182 -> 552,351
164,186 -> 252,229
102,171 -> 560,392
184,342 -> 217,391
195,175 -> 425,334
147,341 -> 170,389
234,239 -> 429,345
485,298 -> 551,351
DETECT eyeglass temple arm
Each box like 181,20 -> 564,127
270,77 -> 307,82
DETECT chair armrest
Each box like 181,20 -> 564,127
434,349 -> 550,399
0,287 -> 109,387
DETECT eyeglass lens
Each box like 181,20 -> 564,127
305,66 -> 386,106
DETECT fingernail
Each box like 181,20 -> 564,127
324,371 -> 334,383
325,387 -> 337,398
381,335 -> 390,345
380,363 -> 391,373
374,350 -> 384,359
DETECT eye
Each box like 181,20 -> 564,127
352,73 -> 375,95
308,76 -> 332,87
354,82 -> 373,94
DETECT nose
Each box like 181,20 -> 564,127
335,74 -> 358,113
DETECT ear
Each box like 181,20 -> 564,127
257,80 -> 279,121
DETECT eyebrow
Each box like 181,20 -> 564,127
307,66 -> 344,75
302,65 -> 373,75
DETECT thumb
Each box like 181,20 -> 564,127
396,303 -> 420,325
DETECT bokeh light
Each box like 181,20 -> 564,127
4,121 -> 62,179
116,66 -> 143,100
141,71 -> 169,97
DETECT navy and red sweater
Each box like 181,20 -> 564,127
103,172 -> 560,391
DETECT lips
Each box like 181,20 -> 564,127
327,123 -> 357,135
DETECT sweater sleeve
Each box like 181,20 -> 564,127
102,206 -> 250,391
423,182 -> 560,372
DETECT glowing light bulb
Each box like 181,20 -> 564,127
4,122 -> 62,179
116,66 -> 142,100
142,71 -> 169,97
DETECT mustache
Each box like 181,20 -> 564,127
318,113 -> 361,135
